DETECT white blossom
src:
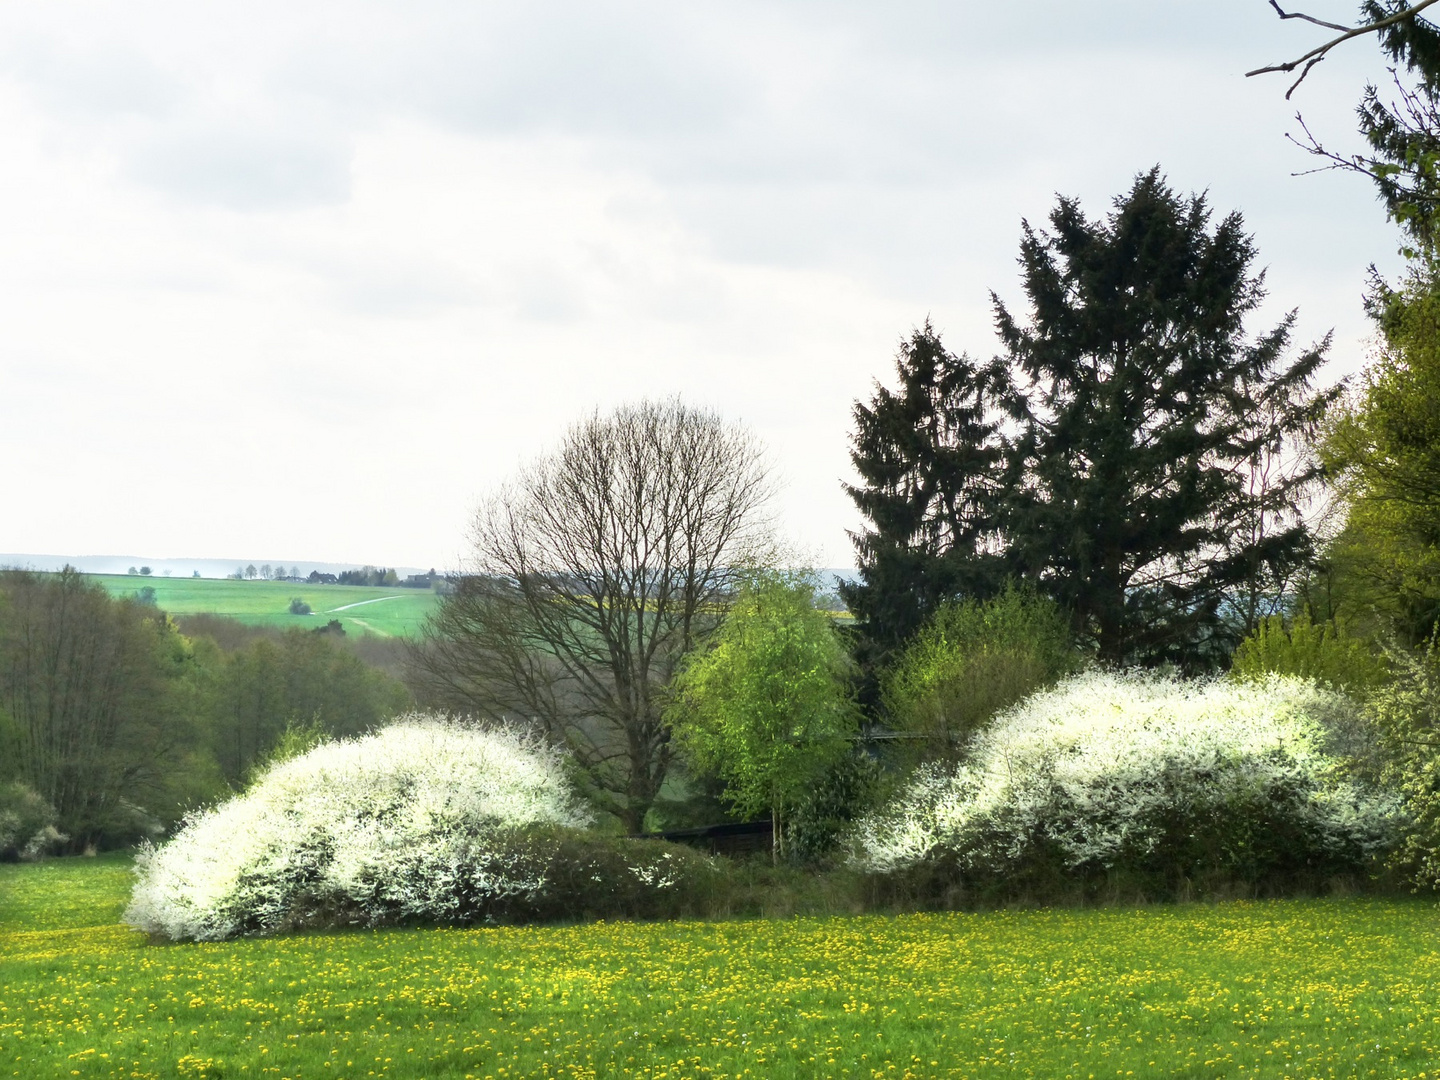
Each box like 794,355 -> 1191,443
852,671 -> 1400,877
125,714 -> 590,940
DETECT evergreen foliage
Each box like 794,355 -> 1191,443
841,323 -> 1011,655
1354,2 -> 1440,257
843,172 -> 1335,670
996,169 -> 1336,667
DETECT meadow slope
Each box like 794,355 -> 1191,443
89,575 -> 439,638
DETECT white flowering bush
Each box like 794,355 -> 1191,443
126,715 -> 715,940
0,782 -> 67,861
853,672 -> 1400,895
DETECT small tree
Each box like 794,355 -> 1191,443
667,573 -> 858,862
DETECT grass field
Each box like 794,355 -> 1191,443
4,858 -> 1440,1079
88,575 -> 440,638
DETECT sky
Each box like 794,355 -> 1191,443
0,1 -> 1414,571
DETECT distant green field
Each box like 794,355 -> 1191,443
90,574 -> 440,638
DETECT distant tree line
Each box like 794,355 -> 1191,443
0,569 -> 411,855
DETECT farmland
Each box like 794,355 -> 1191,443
89,575 -> 440,638
5,857 -> 1440,1079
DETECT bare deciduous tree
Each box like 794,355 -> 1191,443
410,399 -> 775,833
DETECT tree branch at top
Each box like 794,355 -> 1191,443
1248,0 -> 1440,97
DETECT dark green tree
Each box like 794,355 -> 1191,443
840,322 -> 1011,657
996,169 -> 1337,667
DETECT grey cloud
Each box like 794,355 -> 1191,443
126,125 -> 351,210
510,264 -> 588,324
281,1 -> 747,139
0,39 -> 182,119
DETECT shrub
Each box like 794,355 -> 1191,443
124,715 -> 597,940
881,586 -> 1077,763
1231,613 -> 1389,693
852,671 -> 1399,899
288,598 -> 312,615
786,751 -> 883,866
0,781 -> 67,861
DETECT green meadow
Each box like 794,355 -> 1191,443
89,575 -> 440,638
4,857 -> 1440,1079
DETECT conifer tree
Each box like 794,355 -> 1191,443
840,323 -> 1011,656
996,169 -> 1336,667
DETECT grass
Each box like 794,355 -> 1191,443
88,575 -> 440,639
4,858 -> 1440,1078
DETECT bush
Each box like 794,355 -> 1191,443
0,782 -> 67,861
1231,613 -> 1389,693
125,715 -> 593,940
288,598 -> 312,616
881,586 -> 1077,763
852,671 -> 1399,900
786,751 -> 883,866
124,716 -> 724,939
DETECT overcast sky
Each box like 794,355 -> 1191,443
0,1 -> 1413,570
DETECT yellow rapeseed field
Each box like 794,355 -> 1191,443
3,856 -> 1440,1078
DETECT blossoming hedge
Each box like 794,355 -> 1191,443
125,715 -> 715,940
853,672 -> 1400,895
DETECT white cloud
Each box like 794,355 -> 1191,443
0,0 -> 1411,568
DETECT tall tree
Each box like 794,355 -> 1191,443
996,169 -> 1336,667
1320,268 -> 1440,644
0,569 -> 201,846
409,399 -> 775,833
841,322 -> 1011,656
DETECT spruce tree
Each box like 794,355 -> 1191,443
840,322 -> 1011,656
996,169 -> 1335,667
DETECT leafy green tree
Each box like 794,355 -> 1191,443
997,169 -> 1337,667
667,573 -> 858,861
841,322 -> 1011,658
1366,638 -> 1440,889
1321,269 -> 1440,644
882,586 -> 1077,763
202,628 -> 410,783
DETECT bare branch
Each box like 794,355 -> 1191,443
1266,0 -> 1349,33
1248,0 -> 1440,98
